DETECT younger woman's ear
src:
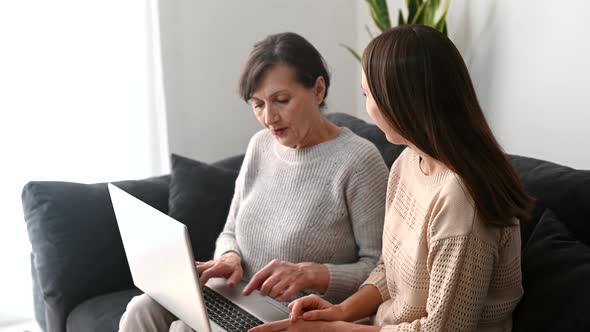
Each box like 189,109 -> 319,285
314,76 -> 326,105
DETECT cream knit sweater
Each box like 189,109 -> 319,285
363,148 -> 523,332
215,127 -> 389,302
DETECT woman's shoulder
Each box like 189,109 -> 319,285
337,128 -> 386,163
250,128 -> 273,146
430,175 -> 508,247
428,174 -> 478,240
244,129 -> 273,155
235,129 -> 273,170
390,147 -> 413,168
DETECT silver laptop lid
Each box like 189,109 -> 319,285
108,183 -> 212,332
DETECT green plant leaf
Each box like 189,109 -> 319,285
338,43 -> 361,62
411,2 -> 427,24
365,24 -> 375,39
406,0 -> 422,22
340,0 -> 450,62
398,9 -> 406,26
434,0 -> 450,34
441,0 -> 451,21
424,2 -> 433,25
365,0 -> 391,32
428,0 -> 439,24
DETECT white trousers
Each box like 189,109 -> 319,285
118,294 -> 195,332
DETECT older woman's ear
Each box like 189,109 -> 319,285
314,76 -> 326,106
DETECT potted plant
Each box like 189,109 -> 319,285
342,0 -> 451,61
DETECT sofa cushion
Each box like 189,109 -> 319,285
512,209 -> 590,331
212,154 -> 245,172
66,288 -> 142,332
518,202 -> 547,248
22,175 -> 170,332
326,112 -> 405,168
168,154 -> 240,261
509,155 -> 590,246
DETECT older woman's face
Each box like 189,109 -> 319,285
249,64 -> 325,148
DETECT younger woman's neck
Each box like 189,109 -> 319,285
415,150 -> 448,176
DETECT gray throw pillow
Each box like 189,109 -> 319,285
513,209 -> 590,332
168,154 -> 240,261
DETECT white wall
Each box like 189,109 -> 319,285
446,0 -> 590,169
162,1 -> 590,169
159,0 -> 359,163
356,0 -> 590,169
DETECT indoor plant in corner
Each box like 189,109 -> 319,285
342,0 -> 451,61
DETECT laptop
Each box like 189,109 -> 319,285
108,183 -> 290,332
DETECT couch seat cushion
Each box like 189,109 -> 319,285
66,288 -> 142,332
513,209 -> 590,331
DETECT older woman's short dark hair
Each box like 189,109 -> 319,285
238,32 -> 331,108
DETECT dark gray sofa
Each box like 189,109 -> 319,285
21,113 -> 590,332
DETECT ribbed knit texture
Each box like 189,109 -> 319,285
214,127 -> 389,302
362,148 -> 523,332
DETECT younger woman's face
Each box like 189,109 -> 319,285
361,70 -> 407,145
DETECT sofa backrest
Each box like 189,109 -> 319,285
329,112 -> 590,247
22,176 -> 170,332
326,112 -> 406,168
508,154 -> 590,246
24,111 -> 589,331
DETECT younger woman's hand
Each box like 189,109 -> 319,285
288,294 -> 345,323
248,319 -> 337,332
196,252 -> 243,287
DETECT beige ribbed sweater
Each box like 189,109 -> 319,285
362,148 -> 523,332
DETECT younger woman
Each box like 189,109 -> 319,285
252,24 -> 533,332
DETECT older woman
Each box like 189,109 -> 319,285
119,32 -> 389,332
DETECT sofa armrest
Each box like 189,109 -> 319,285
22,175 -> 169,332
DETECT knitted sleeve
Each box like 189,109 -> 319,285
213,135 -> 256,259
360,258 -> 390,302
324,147 -> 388,302
212,172 -> 244,259
381,234 -> 496,332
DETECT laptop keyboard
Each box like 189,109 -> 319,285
203,286 -> 264,331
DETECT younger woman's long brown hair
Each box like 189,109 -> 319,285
362,25 -> 533,226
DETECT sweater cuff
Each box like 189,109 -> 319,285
213,238 -> 242,260
323,264 -> 356,302
361,271 -> 389,302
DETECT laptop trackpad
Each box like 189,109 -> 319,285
206,278 -> 290,322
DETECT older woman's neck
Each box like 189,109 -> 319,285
294,115 -> 341,149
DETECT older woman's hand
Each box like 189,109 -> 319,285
196,252 -> 243,287
242,260 -> 329,301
